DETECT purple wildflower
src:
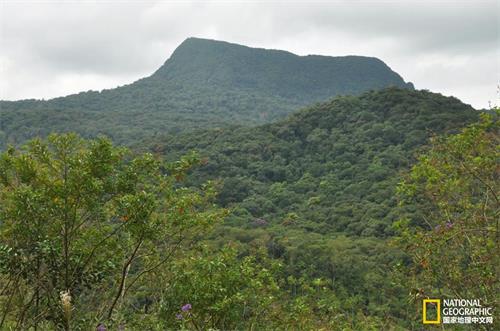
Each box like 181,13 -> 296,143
181,303 -> 192,312
96,324 -> 107,331
446,222 -> 453,229
176,313 -> 183,320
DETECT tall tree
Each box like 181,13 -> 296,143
395,112 -> 499,326
0,134 -> 225,330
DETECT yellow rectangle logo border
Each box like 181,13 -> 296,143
423,299 -> 441,324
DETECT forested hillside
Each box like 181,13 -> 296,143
1,87 -> 497,330
132,88 -> 481,326
0,38 -> 412,148
147,88 -> 477,237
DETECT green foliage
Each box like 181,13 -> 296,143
143,243 -> 397,331
0,38 -> 412,149
0,134 -> 226,330
140,88 -> 478,327
152,88 -> 477,238
395,112 -> 499,327
0,86 -> 492,330
157,245 -> 279,330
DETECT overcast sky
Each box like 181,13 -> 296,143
0,0 -> 498,109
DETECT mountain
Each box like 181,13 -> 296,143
141,88 -> 478,315
0,37 -> 413,148
153,38 -> 413,100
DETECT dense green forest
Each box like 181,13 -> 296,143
0,39 -> 497,330
134,88 -> 495,329
145,88 -> 477,238
2,86 -> 497,330
0,38 -> 412,149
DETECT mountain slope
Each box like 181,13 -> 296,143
147,88 -> 477,238
153,38 -> 413,100
139,88 -> 478,317
0,38 -> 413,148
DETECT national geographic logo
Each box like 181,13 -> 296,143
422,299 -> 494,325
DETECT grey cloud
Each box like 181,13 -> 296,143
0,0 -> 498,108
259,1 -> 498,55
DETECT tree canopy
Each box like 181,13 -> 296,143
0,134 -> 225,330
0,89 -> 496,330
395,112 -> 499,328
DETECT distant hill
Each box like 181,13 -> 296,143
0,37 -> 413,148
153,38 -> 413,100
